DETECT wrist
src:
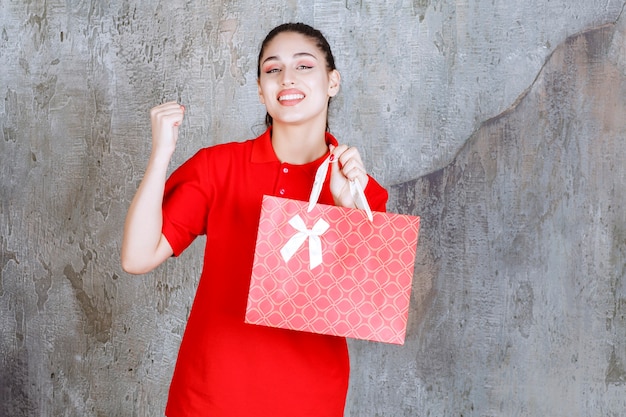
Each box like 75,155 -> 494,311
150,145 -> 175,164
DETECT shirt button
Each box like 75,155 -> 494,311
282,167 -> 289,174
279,189 -> 285,195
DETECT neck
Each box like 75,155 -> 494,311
270,122 -> 329,165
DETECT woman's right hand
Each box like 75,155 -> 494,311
150,101 -> 185,159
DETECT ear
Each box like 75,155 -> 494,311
257,80 -> 266,104
327,69 -> 341,97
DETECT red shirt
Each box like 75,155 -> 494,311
161,128 -> 388,417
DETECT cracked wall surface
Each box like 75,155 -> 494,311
1,1 -> 625,416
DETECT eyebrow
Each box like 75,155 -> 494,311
261,52 -> 318,66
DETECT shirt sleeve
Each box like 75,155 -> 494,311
162,149 -> 212,256
363,175 -> 388,212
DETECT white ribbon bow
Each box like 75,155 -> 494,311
280,214 -> 330,270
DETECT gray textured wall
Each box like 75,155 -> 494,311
1,1 -> 625,416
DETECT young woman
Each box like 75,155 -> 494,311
121,22 -> 388,417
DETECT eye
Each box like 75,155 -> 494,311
265,67 -> 281,74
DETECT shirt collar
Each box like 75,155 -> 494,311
251,127 -> 340,164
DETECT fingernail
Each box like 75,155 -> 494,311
329,154 -> 335,162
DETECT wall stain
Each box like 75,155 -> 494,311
62,248 -> 112,343
393,179 -> 420,215
3,89 -> 19,143
114,1 -> 136,35
607,223 -> 626,385
606,347 -> 626,385
413,0 -> 432,21
0,235 -> 19,297
18,57 -> 30,75
512,281 -> 534,338
0,350 -> 37,416
33,257 -> 52,312
218,19 -> 246,86
345,0 -> 362,10
33,75 -> 57,112
25,0 -> 48,51
155,280 -> 182,314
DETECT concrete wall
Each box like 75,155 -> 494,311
1,1 -> 625,416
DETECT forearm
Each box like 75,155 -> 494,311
121,153 -> 173,274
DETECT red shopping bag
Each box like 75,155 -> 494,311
245,157 -> 420,344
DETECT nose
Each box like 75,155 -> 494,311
280,67 -> 295,86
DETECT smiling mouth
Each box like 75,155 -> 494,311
278,94 -> 305,101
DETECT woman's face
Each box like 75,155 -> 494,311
258,31 -> 340,128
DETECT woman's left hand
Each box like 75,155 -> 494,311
328,144 -> 370,208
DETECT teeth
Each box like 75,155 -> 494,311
279,94 -> 304,101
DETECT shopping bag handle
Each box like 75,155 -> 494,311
308,155 -> 374,222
